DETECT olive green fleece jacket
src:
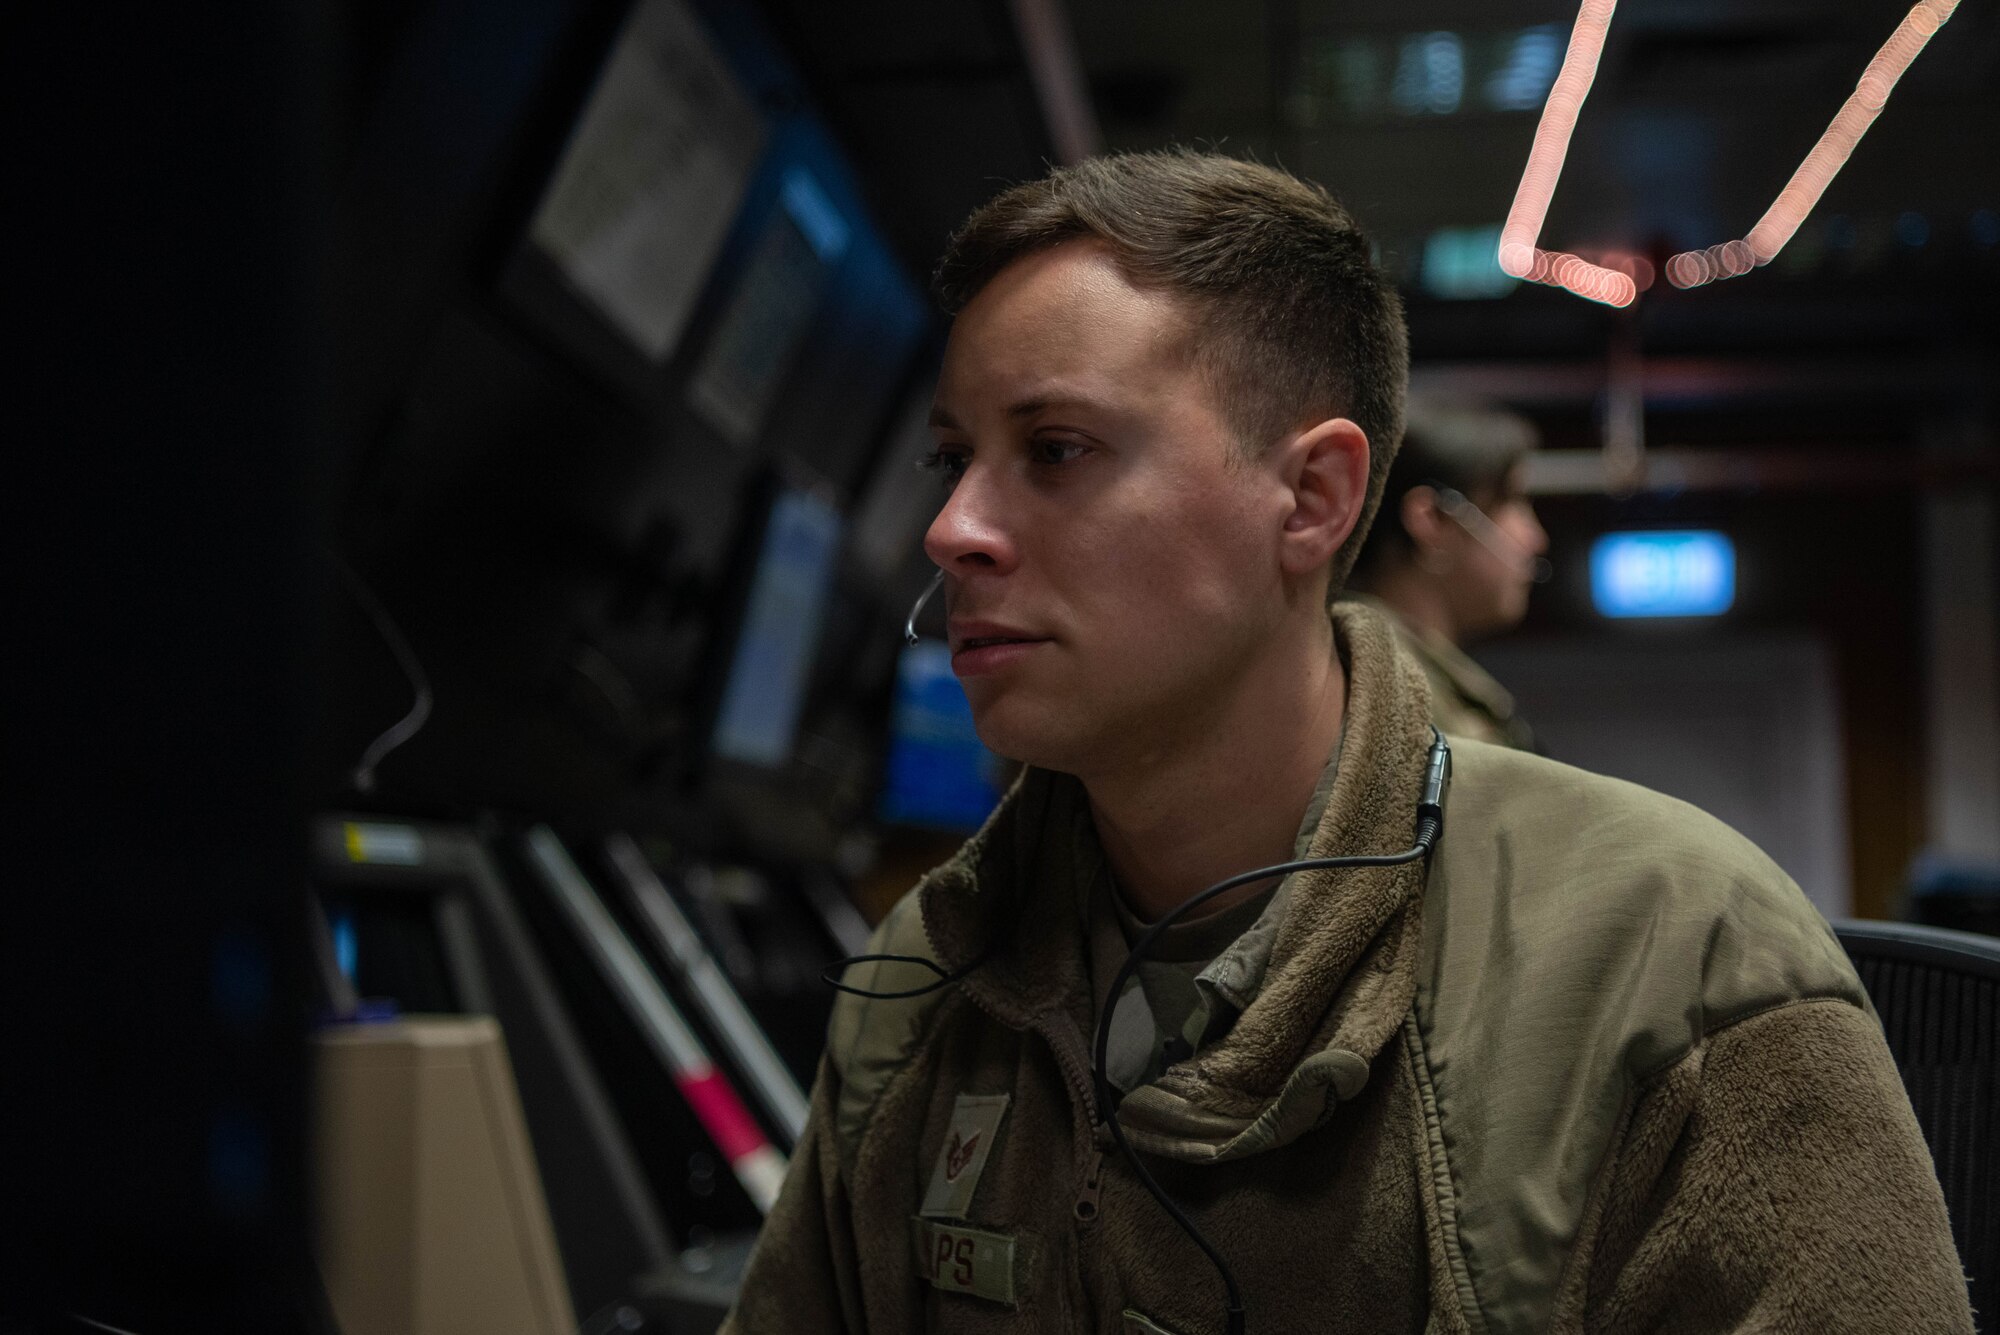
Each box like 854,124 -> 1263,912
1341,593 -> 1536,751
723,603 -> 1971,1334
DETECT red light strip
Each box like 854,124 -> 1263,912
1499,0 -> 1961,304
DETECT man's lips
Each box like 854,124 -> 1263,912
947,620 -> 1050,655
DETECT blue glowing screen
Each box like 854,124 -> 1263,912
1591,531 -> 1736,618
331,913 -> 358,983
879,641 -> 1006,832
713,489 -> 844,767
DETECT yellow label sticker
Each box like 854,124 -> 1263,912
342,822 -> 425,866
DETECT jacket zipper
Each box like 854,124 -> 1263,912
1027,1011 -> 1106,1329
1028,1011 -> 1101,1122
1074,1149 -> 1105,1223
948,958 -> 1108,1319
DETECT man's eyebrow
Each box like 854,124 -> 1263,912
1013,383 -> 1134,418
929,392 -> 1123,432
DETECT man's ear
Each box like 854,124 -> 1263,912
1278,417 -> 1371,578
1398,485 -> 1450,555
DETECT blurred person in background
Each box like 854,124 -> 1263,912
1345,398 -> 1546,749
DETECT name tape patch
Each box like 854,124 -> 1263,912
912,1218 -> 1019,1306
920,1093 -> 1009,1219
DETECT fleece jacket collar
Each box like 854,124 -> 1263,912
918,601 -> 1440,1163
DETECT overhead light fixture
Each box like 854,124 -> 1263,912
1297,26 -> 1564,124
1388,32 -> 1464,116
1485,25 -> 1563,112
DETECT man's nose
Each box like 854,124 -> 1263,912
922,468 -> 1019,575
1507,501 -> 1549,557
1522,505 -> 1550,556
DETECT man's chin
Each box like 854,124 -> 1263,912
967,697 -> 1087,774
1466,596 -> 1531,643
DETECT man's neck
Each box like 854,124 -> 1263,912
1082,610 -> 1347,924
1364,566 -> 1461,648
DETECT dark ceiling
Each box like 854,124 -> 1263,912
1075,0 -> 1999,244
763,0 -> 1999,467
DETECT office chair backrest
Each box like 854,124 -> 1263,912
1835,919 -> 2000,1328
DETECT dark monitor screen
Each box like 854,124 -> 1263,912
710,487 -> 844,768
878,641 -> 1006,832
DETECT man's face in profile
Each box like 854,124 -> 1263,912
1460,463 -> 1548,637
924,240 -> 1303,777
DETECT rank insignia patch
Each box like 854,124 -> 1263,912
920,1093 -> 1009,1219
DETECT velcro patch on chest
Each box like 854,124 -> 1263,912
911,1218 -> 1020,1306
920,1092 -> 1009,1219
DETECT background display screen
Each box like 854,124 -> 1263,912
879,641 -> 1006,831
1591,530 -> 1737,618
712,489 -> 844,767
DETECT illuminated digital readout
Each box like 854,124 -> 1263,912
1591,531 -> 1736,618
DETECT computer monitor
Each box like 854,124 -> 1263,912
879,640 -> 1007,832
709,484 -> 844,769
523,0 -> 764,368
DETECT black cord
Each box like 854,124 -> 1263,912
1092,841 -> 1434,1108
332,553 -> 433,794
819,943 -> 995,998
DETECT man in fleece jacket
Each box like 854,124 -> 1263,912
721,149 -> 1973,1335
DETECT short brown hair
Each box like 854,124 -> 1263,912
934,149 -> 1409,594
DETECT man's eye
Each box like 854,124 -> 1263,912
1032,436 -> 1088,466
